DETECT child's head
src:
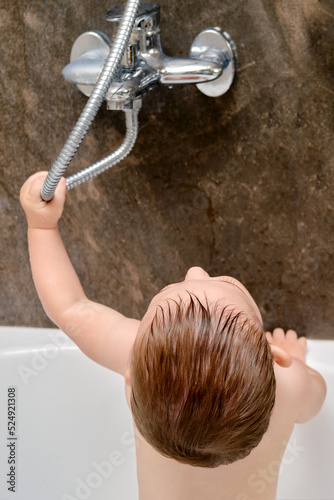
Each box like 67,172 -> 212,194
128,267 -> 276,467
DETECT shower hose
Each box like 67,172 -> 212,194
40,0 -> 141,201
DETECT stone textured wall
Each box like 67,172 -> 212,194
1,0 -> 333,337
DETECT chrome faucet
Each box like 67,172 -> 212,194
62,2 -> 237,109
41,1 -> 237,201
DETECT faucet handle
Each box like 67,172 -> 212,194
105,3 -> 160,29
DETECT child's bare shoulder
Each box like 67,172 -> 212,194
274,358 -> 326,424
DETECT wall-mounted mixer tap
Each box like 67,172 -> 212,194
41,0 -> 237,201
62,2 -> 237,109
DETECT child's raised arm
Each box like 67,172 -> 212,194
20,172 -> 139,375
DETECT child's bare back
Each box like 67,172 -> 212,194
20,173 -> 326,500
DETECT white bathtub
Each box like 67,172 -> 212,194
0,327 -> 333,500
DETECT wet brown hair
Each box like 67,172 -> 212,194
130,292 -> 276,467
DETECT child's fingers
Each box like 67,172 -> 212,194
28,173 -> 50,201
20,172 -> 48,200
20,173 -> 46,211
20,172 -> 67,224
269,344 -> 292,367
272,328 -> 285,342
298,336 -> 307,347
286,329 -> 298,341
51,177 -> 67,208
24,171 -> 49,189
25,173 -> 66,204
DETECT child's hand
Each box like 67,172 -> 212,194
20,172 -> 67,229
266,328 -> 307,363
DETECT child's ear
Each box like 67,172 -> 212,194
269,344 -> 292,367
125,369 -> 131,386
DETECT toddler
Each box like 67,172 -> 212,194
20,172 -> 326,500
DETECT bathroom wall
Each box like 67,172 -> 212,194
1,0 -> 333,337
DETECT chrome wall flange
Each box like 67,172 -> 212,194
190,28 -> 237,97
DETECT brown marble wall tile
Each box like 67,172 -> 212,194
0,0 -> 333,338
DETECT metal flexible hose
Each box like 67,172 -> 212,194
66,109 -> 139,190
40,0 -> 141,201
